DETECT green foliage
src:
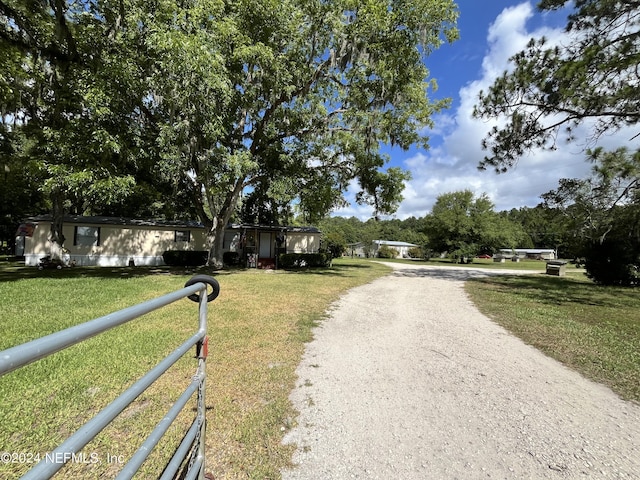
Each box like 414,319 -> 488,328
377,245 -> 398,258
317,215 -> 428,248
222,251 -> 240,266
474,0 -> 640,170
1,0 -> 460,267
323,232 -> 347,258
584,238 -> 640,286
240,183 -> 294,226
424,190 -> 524,258
407,246 -> 423,258
542,147 -> 640,285
0,130 -> 47,250
504,205 -> 564,252
0,0 -> 204,253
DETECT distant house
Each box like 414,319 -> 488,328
498,248 -> 556,260
345,242 -> 367,257
16,216 -> 321,268
371,240 -> 418,259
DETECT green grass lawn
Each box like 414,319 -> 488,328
0,258 -> 391,479
465,273 -> 640,402
377,256 -> 558,271
1,258 -> 638,479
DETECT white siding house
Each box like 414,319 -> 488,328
371,240 -> 418,259
498,248 -> 556,260
17,216 -> 321,268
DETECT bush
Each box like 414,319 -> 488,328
223,251 -> 240,266
323,232 -> 347,258
584,239 -> 640,286
407,247 -> 423,258
162,250 -> 208,266
377,245 -> 398,258
278,253 -> 332,268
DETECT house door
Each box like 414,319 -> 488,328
259,233 -> 272,258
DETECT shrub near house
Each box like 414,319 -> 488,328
377,245 -> 399,258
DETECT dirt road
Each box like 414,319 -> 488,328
282,263 -> 640,479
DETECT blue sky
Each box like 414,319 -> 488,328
332,1 -> 637,220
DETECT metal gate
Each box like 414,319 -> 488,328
0,274 -> 220,479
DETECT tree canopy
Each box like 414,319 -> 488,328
163,0 -> 460,266
541,147 -> 640,285
473,0 -> 640,171
1,0 -> 460,267
423,190 -> 526,260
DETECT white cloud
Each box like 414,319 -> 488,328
332,1 -> 638,221
391,1 -> 631,219
331,178 -> 376,219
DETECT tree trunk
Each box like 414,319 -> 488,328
49,188 -> 66,260
207,219 -> 226,270
205,177 -> 246,269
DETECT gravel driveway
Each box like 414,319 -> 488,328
282,262 -> 640,479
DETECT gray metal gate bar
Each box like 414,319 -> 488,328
185,457 -> 205,480
115,372 -> 204,479
159,418 -> 200,480
20,329 -> 205,480
0,274 -> 220,480
0,283 -> 204,376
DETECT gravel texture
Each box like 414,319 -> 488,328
282,263 -> 640,479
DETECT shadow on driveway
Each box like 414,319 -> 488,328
389,265 -> 540,282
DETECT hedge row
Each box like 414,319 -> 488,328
278,253 -> 332,268
162,250 -> 208,266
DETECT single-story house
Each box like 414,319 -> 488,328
345,242 -> 367,258
223,223 -> 321,269
371,240 -> 419,259
498,248 -> 556,260
16,216 -> 321,268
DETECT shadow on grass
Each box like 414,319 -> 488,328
467,274 -> 638,309
0,262 -> 224,283
281,262 -> 377,277
0,259 -> 379,283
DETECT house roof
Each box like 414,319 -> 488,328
227,223 -> 321,234
22,216 -> 320,233
499,248 -> 555,254
373,240 -> 418,248
23,215 -> 205,228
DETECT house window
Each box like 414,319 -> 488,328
74,226 -> 100,246
175,230 -> 191,242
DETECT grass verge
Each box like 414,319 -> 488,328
0,258 -> 390,479
377,256 -> 557,271
465,273 -> 640,403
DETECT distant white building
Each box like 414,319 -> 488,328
499,248 -> 556,260
372,240 -> 419,259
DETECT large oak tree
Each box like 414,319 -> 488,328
1,0 -> 459,267
423,190 -> 526,260
147,0 -> 459,267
